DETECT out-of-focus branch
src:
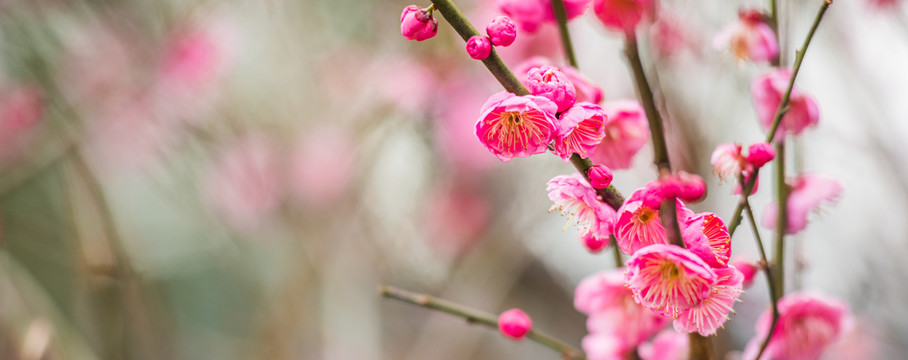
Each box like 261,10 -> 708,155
742,191 -> 780,360
379,285 -> 586,360
550,0 -> 578,68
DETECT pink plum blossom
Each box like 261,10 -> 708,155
588,164 -> 614,189
526,65 -> 577,112
625,244 -> 718,316
731,258 -> 760,288
400,5 -> 438,41
486,16 -> 518,46
752,69 -> 820,141
710,143 -> 746,181
466,35 -> 493,60
714,10 -> 779,63
672,266 -> 744,336
743,292 -> 851,360
593,0 -> 657,33
681,213 -> 731,268
547,174 -> 617,244
475,91 -> 558,161
638,329 -> 689,360
590,100 -> 650,170
498,308 -> 532,340
650,15 -> 694,60
553,103 -> 607,160
660,171 -> 707,203
762,174 -> 843,234
582,333 -> 626,360
434,76 -> 497,172
735,168 -> 760,196
747,142 -> 775,168
205,135 -> 283,232
516,57 -> 603,104
614,187 -> 694,255
497,0 -> 591,33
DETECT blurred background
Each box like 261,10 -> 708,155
0,0 -> 906,359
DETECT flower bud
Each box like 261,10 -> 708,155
731,258 -> 760,289
498,308 -> 532,340
466,36 -> 492,60
525,65 -> 577,113
674,171 -> 706,203
486,16 -> 518,47
746,142 -> 775,168
400,5 -> 438,41
582,232 -> 608,253
587,165 -> 613,189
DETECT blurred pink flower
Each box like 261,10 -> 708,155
433,77 -> 497,172
681,213 -> 731,268
498,308 -> 532,340
731,257 -> 760,289
466,36 -> 493,60
746,141 -> 775,169
474,91 -> 557,161
497,0 -> 591,33
205,135 -> 283,232
547,174 -> 617,244
423,183 -> 490,256
496,26 -> 563,64
742,292 -> 851,360
486,16 -> 518,47
638,329 -> 689,360
372,56 -> 437,116
710,143 -> 746,181
660,171 -> 706,203
614,187 -> 693,255
625,244 -> 717,316
650,15 -> 694,60
590,100 -> 650,170
400,5 -> 438,41
713,10 -> 779,64
553,103 -> 607,161
672,266 -> 744,335
593,0 -> 657,32
762,174 -> 842,234
0,85 -> 43,164
290,128 -> 355,207
582,333 -> 626,360
752,69 -> 820,141
526,65 -> 577,112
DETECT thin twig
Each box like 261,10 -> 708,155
773,142 -> 788,296
379,285 -> 586,360
742,189 -> 780,360
550,0 -> 578,68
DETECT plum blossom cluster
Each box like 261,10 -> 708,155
467,16 -> 519,60
714,10 -> 779,63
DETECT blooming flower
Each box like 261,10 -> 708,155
614,187 -> 694,255
486,16 -> 518,46
625,244 -> 718,316
762,174 -> 843,234
547,174 -> 617,243
590,100 -> 650,170
499,308 -> 533,340
588,164 -> 614,189
466,35 -> 493,60
593,0 -> 657,33
713,10 -> 779,63
742,292 -> 851,360
475,91 -> 558,161
400,5 -> 438,41
672,266 -> 744,336
681,213 -> 731,268
752,69 -> 820,141
553,103 -> 607,160
525,65 -> 577,112
638,329 -> 689,360
710,143 -> 746,181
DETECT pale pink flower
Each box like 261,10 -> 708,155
526,65 -> 577,112
673,266 -> 744,336
553,103 -> 607,160
681,213 -> 731,268
434,76 -> 497,172
714,10 -> 779,63
290,128 -> 355,207
487,16 -> 518,47
588,164 -> 614,189
638,329 -> 689,360
731,257 -> 760,289
497,0 -> 591,33
742,292 -> 851,360
498,308 -> 532,340
650,15 -> 693,60
0,85 -> 43,165
400,5 -> 438,41
868,0 -> 902,9
614,187 -> 694,255
547,174 -> 617,242
763,174 -> 842,234
752,69 -> 820,141
496,26 -> 562,64
710,143 -> 746,181
575,270 -> 670,349
593,0 -> 658,32
475,91 -> 558,161
205,135 -> 283,232
823,319 -> 879,360
582,333 -> 626,360
590,100 -> 650,170
466,36 -> 493,60
746,141 -> 775,168
625,244 -> 718,315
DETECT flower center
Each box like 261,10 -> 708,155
485,111 -> 546,151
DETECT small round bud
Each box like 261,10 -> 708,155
466,36 -> 492,60
674,171 -> 706,203
486,16 -> 517,47
400,5 -> 438,41
498,308 -> 532,340
582,232 -> 608,253
746,142 -> 775,168
587,164 -> 613,189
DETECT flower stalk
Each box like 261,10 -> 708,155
550,0 -> 579,68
